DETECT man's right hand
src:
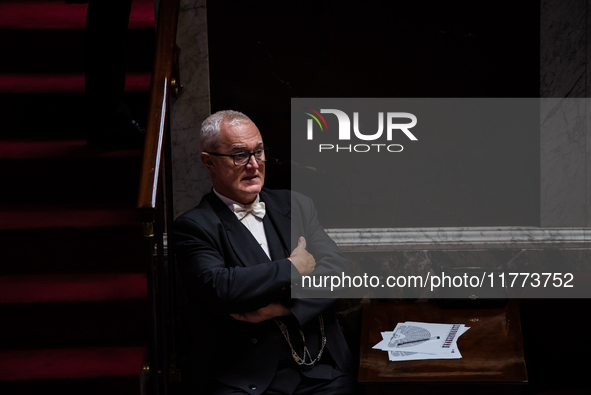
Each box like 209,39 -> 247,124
289,236 -> 316,276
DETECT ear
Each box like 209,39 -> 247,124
201,152 -> 215,170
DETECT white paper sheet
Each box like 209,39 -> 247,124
372,322 -> 470,361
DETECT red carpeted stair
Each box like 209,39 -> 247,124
0,1 -> 154,394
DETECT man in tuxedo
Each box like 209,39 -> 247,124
173,110 -> 354,394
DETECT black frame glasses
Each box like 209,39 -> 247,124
205,148 -> 268,166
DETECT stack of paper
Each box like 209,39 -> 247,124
372,321 -> 470,361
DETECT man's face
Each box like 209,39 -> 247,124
203,121 -> 265,205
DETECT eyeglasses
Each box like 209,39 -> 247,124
205,148 -> 268,166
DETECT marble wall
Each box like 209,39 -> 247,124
540,1 -> 586,98
540,0 -> 591,226
170,0 -> 212,219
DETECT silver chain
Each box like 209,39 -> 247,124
274,315 -> 326,366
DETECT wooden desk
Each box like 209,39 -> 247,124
358,301 -> 527,394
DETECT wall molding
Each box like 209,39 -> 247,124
325,227 -> 591,251
161,227 -> 591,254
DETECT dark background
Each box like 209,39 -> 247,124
207,0 -> 540,227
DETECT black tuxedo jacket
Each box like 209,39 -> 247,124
173,188 -> 352,393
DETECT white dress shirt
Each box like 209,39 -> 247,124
213,189 -> 271,259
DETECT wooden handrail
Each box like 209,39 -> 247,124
137,0 -> 181,222
136,3 -> 183,391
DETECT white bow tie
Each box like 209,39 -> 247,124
233,202 -> 266,220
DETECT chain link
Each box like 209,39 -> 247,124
274,315 -> 326,366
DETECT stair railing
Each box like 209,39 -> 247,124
137,0 -> 183,394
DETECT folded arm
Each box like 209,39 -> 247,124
231,193 -> 350,325
174,216 -> 299,314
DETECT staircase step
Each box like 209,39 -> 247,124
0,300 -> 148,349
0,92 -> 149,139
0,0 -> 154,73
0,28 -> 154,73
0,72 -> 151,94
0,72 -> 150,138
0,0 -> 154,30
0,204 -> 144,274
0,273 -> 147,304
0,139 -> 142,159
0,346 -> 145,395
0,139 -> 142,204
0,273 -> 147,348
0,204 -> 140,230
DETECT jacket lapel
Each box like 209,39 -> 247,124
260,189 -> 291,256
205,192 -> 271,267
